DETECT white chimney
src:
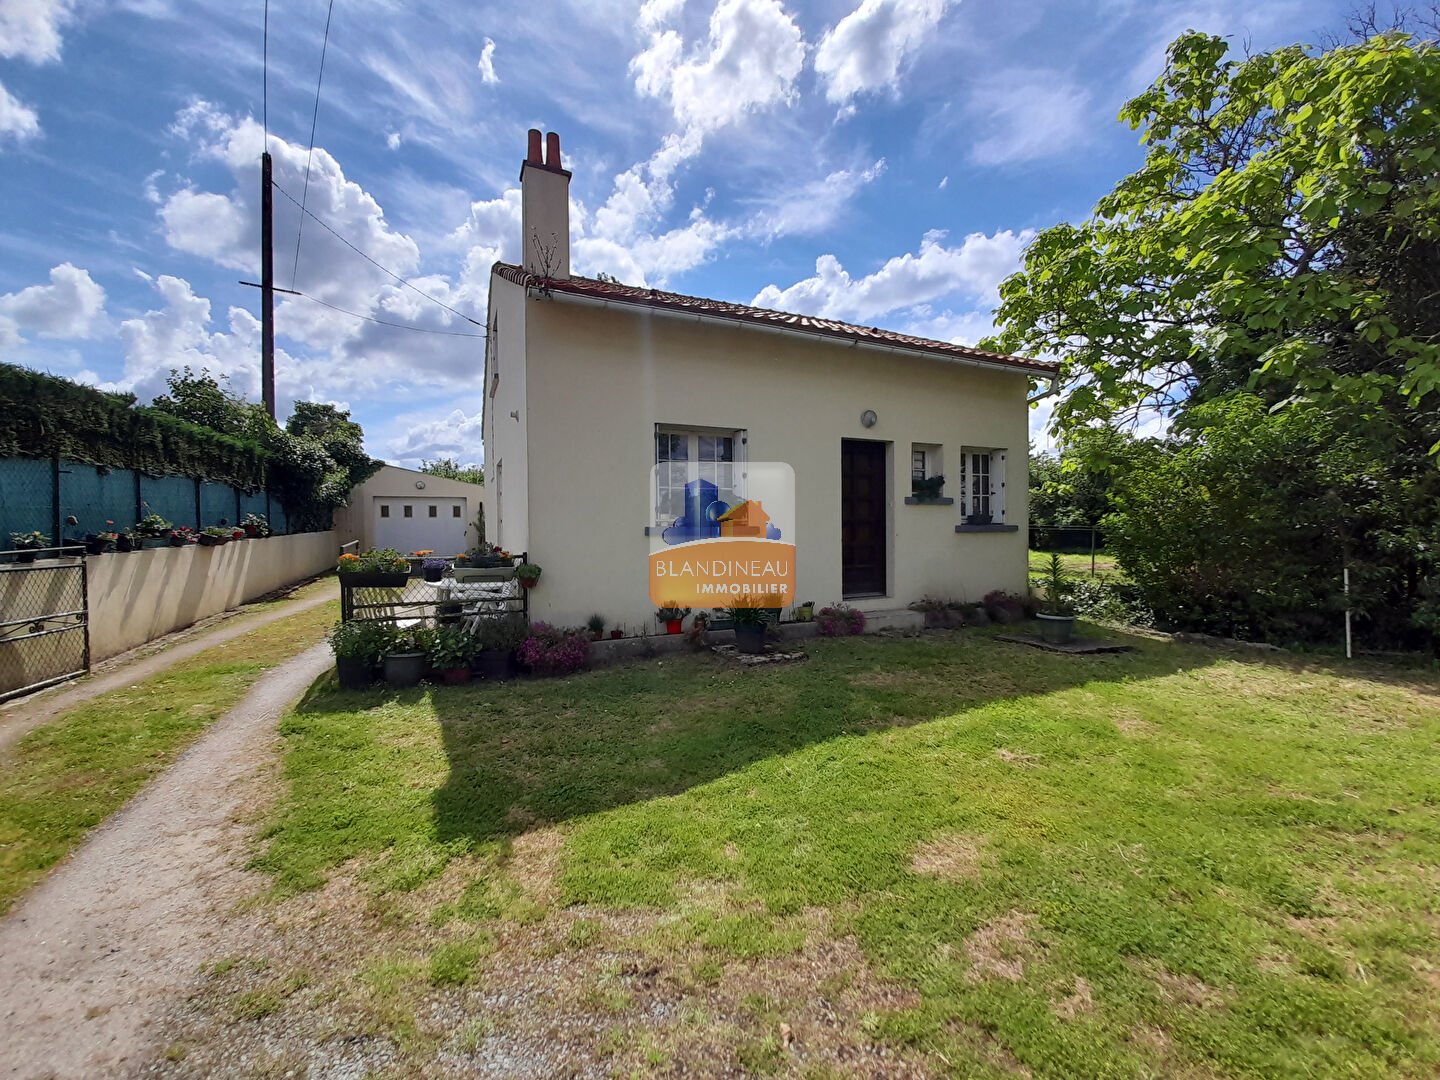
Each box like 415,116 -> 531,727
520,128 -> 570,279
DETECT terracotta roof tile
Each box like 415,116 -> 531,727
491,262 -> 1057,376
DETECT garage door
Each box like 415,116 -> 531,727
373,497 -> 469,555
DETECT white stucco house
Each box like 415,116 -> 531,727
482,129 -> 1058,632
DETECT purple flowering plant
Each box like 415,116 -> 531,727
517,622 -> 590,676
816,604 -> 866,636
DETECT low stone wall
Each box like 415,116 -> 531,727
85,532 -> 338,662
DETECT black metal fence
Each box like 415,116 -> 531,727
340,556 -> 530,630
0,548 -> 88,701
1029,524 -> 1105,555
0,455 -> 293,548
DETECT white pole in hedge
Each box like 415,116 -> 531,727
1343,566 -> 1352,660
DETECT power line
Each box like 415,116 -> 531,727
294,291 -> 487,337
290,0 -> 337,289
270,180 -> 484,327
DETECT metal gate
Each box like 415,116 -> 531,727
0,548 -> 90,702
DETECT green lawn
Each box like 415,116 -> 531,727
0,580 -> 337,913
1028,549 -> 1123,578
249,629 -> 1440,1079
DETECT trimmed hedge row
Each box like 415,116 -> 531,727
0,362 -> 272,491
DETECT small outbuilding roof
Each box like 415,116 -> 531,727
491,262 -> 1057,376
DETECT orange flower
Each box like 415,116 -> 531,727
338,553 -> 360,563
412,550 -> 434,556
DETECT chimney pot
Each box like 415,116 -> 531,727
545,131 -> 561,169
527,128 -> 543,164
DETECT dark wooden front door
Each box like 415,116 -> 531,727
841,439 -> 887,597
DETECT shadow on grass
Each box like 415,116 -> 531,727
419,627 -> 1214,850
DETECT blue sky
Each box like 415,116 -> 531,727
0,0 -> 1352,463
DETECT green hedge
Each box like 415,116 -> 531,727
0,362 -> 272,490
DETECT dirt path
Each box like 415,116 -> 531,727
0,578 -> 334,756
0,642 -> 333,1080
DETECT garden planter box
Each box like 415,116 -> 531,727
452,567 -> 514,583
383,651 -> 426,687
475,649 -> 517,681
342,571 -> 409,588
335,657 -> 374,690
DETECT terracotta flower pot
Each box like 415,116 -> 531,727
519,577 -> 538,589
610,629 -> 623,639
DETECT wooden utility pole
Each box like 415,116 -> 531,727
260,150 -> 276,419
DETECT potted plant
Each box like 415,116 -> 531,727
610,625 -> 624,640
168,526 -> 197,547
967,510 -> 994,526
429,627 -> 477,684
586,613 -> 606,641
115,529 -> 140,553
136,513 -> 172,538
911,475 -> 946,501
474,616 -> 527,681
329,620 -> 387,690
517,622 -> 590,676
793,600 -> 815,622
337,548 -> 411,587
241,513 -> 270,538
1036,552 -> 1078,644
422,557 -> 449,583
10,530 -> 48,563
725,596 -> 775,654
982,589 -> 1026,625
817,604 -> 866,636
514,563 -> 542,589
458,544 -> 512,568
383,628 -> 430,687
231,527 -> 245,542
198,525 -> 232,547
655,603 -> 689,635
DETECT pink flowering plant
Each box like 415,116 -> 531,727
816,604 -> 866,636
517,622 -> 590,676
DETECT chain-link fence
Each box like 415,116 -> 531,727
0,456 -> 292,546
0,549 -> 88,701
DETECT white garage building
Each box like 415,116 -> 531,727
334,465 -> 485,556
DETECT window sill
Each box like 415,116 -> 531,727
904,496 -> 953,506
955,524 -> 1018,533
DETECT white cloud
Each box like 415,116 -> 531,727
638,0 -> 686,30
385,406 -> 484,466
814,0 -> 950,104
477,37 -> 499,85
630,0 -> 805,138
0,81 -> 39,141
0,262 -> 106,343
745,158 -> 885,240
0,0 -> 75,63
751,227 -> 1031,324
386,131 -> 401,150
967,71 -> 1090,166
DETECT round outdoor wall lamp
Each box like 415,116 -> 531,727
415,480 -> 426,490
860,409 -> 878,428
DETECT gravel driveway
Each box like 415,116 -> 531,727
0,642 -> 333,1080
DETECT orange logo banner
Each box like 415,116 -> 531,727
648,538 -> 796,608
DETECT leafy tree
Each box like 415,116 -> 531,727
991,27 -> 1440,648
1029,429 -> 1124,527
988,30 -> 1440,445
420,457 -> 484,485
150,367 -> 273,441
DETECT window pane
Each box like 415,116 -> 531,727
911,450 -> 926,479
452,505 -> 461,517
380,505 -> 389,518
403,505 -> 412,518
428,505 -> 437,517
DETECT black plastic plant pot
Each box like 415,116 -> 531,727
335,656 -> 374,690
16,551 -> 37,564
734,625 -> 766,654
476,649 -> 517,681
343,571 -> 410,588
383,651 -> 426,687
423,567 -> 444,583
